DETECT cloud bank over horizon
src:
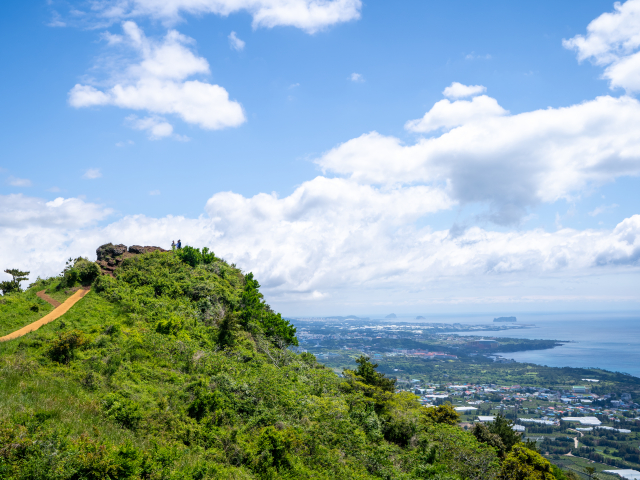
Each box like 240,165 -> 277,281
1,181 -> 638,313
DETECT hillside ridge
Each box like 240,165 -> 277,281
0,245 -> 577,480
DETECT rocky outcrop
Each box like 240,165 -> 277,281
96,243 -> 167,276
128,245 -> 166,255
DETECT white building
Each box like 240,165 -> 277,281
561,416 -> 601,426
602,470 -> 640,480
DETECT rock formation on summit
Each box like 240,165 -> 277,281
96,243 -> 166,275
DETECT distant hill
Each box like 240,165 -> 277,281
416,316 -> 425,320
326,315 -> 370,320
494,316 -> 517,322
385,313 -> 397,318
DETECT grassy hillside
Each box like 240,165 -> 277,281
0,247 -> 577,479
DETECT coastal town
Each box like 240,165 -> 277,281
291,317 -> 640,479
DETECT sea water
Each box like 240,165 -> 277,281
376,312 -> 640,378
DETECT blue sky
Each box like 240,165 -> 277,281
1,0 -> 639,315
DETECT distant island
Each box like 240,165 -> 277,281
416,315 -> 425,319
326,315 -> 369,321
386,313 -> 397,319
494,316 -> 517,322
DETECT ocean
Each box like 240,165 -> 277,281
377,312 -> 640,377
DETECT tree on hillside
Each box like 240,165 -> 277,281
1,268 -> 29,295
351,355 -> 396,392
422,403 -> 460,426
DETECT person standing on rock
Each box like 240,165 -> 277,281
177,239 -> 182,249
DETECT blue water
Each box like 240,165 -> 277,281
376,312 -> 640,377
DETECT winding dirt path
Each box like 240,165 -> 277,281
36,290 -> 61,308
0,288 -> 90,342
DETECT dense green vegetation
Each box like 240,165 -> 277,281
0,248 -> 580,479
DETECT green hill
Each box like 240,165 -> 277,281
0,245 -> 576,479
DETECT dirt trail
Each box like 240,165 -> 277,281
36,290 -> 61,308
0,288 -> 90,342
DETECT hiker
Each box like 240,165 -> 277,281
171,240 -> 176,249
177,239 -> 182,249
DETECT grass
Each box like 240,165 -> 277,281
0,289 -> 54,336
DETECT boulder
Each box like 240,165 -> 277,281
128,245 -> 167,254
96,243 -> 127,261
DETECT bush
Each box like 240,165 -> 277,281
47,330 -> 87,364
60,258 -> 100,288
422,404 -> 460,426
75,258 -> 101,285
175,246 -> 216,267
500,445 -> 554,480
102,393 -> 143,430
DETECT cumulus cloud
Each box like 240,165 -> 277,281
228,31 -> 245,51
349,72 -> 364,82
1,191 -> 638,309
83,168 -> 102,179
564,0 -> 640,92
0,194 -> 111,229
69,22 -> 245,131
92,0 -> 362,34
442,82 -> 487,99
7,176 -> 32,187
405,95 -> 507,133
322,93 -> 640,224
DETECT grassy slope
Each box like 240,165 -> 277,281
0,290 -> 54,337
0,251 -> 562,480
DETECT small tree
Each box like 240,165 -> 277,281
500,445 -> 555,480
352,355 -> 396,392
583,466 -> 599,480
422,403 -> 460,426
1,268 -> 30,295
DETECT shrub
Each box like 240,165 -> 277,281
383,415 -> 417,446
422,404 -> 460,426
75,258 -> 101,285
155,315 -> 183,335
175,246 -> 216,268
47,330 -> 87,364
500,445 -> 554,480
102,393 -> 143,430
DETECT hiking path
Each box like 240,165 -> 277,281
0,288 -> 90,342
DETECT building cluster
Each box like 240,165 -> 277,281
395,381 -> 639,425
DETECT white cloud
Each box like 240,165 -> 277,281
83,168 -> 102,179
115,140 -> 135,147
1,191 -> 638,311
149,189 -> 160,195
321,93 -> 640,224
405,95 -> 507,133
69,22 -> 246,131
465,53 -> 492,60
92,0 -> 362,34
589,204 -> 619,217
8,176 -> 32,187
349,72 -> 364,82
228,31 -> 245,51
127,115 -> 174,139
0,194 -> 111,229
564,0 -> 640,92
442,82 -> 487,99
